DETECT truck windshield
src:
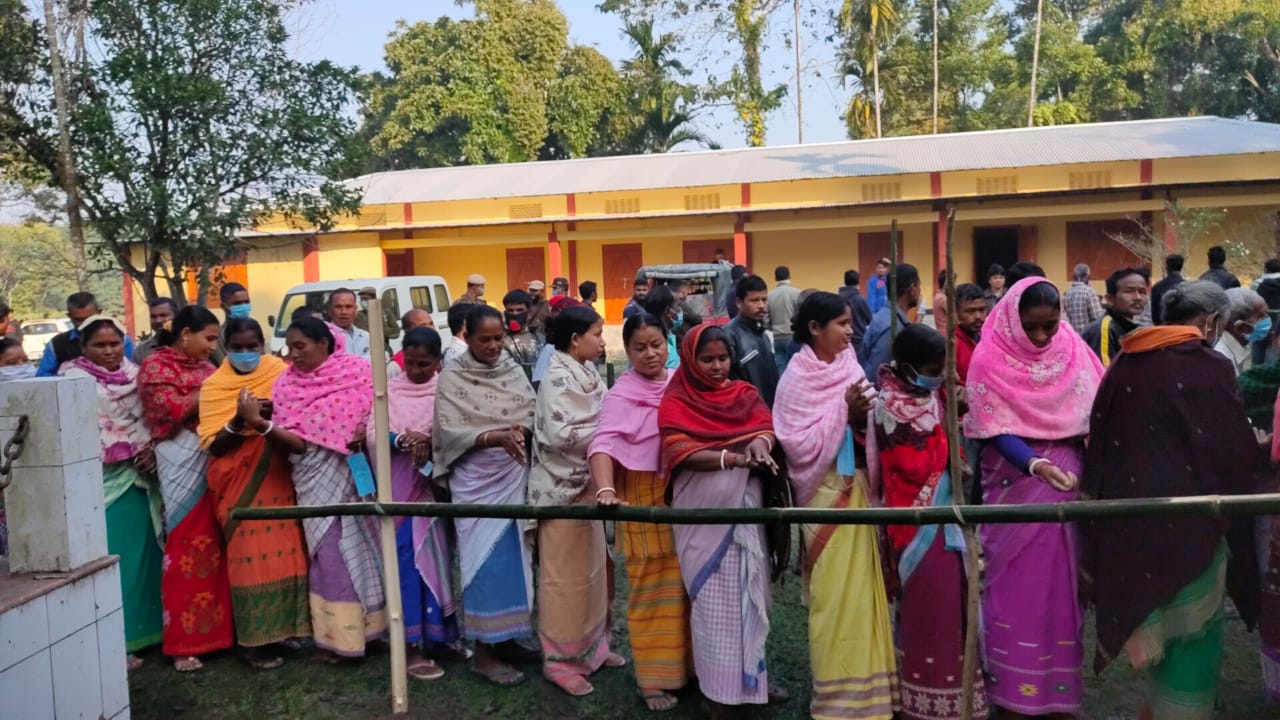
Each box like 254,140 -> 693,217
274,291 -> 331,337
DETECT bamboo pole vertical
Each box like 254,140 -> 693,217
889,218 -> 900,340
368,299 -> 409,714
942,206 -> 981,720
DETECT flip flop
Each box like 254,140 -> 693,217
637,689 -> 678,712
126,654 -> 144,672
470,661 -> 526,687
245,653 -> 284,671
546,672 -> 593,697
407,657 -> 445,681
767,682 -> 789,704
173,656 -> 203,673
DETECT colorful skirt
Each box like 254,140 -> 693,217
538,514 -> 612,682
616,468 -> 691,690
103,465 -> 163,653
802,471 -> 899,719
396,518 -> 458,646
207,436 -> 310,647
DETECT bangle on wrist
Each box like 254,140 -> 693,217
719,449 -> 728,470
256,421 -> 274,436
224,422 -> 240,435
595,487 -> 616,500
1027,457 -> 1049,476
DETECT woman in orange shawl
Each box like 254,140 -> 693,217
198,317 -> 310,669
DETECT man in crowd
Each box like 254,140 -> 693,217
579,281 -> 598,306
37,292 -> 135,376
861,263 -> 921,384
1199,245 -> 1241,289
1150,254 -> 1185,326
526,280 -> 549,341
1063,263 -> 1103,334
838,269 -> 873,351
663,278 -> 701,339
0,302 -> 20,342
1252,258 -> 1280,364
388,308 -> 435,374
724,275 -> 779,407
501,290 -> 542,377
443,303 -> 472,362
767,265 -> 801,373
930,269 -> 950,329
867,258 -> 890,313
1082,267 -> 1149,367
133,297 -> 177,364
724,265 -> 747,319
622,270 -> 649,320
952,283 -> 987,387
983,263 -> 1007,309
327,287 -> 372,361
551,277 -> 570,298
453,274 -> 487,306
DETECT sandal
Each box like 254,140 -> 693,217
638,688 -> 678,712
429,640 -> 474,663
470,660 -> 525,687
547,671 -> 593,697
243,648 -> 284,671
173,656 -> 203,673
407,656 -> 445,681
767,682 -> 790,704
603,652 -> 627,669
311,650 -> 345,665
126,654 -> 144,671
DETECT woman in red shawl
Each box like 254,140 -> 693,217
137,305 -> 232,672
657,324 -> 778,716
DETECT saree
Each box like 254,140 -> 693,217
658,325 -> 775,706
1083,327 -> 1259,718
433,347 -> 536,644
139,347 -> 233,657
870,367 -> 983,720
529,351 -> 611,681
1239,359 -> 1280,700
200,356 -> 310,647
588,368 -> 690,690
775,344 -> 898,719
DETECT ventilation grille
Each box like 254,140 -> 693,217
1069,170 -> 1112,190
605,197 -> 641,214
683,193 -> 721,211
508,203 -> 543,219
356,210 -> 387,227
976,175 -> 1019,195
860,182 -> 901,202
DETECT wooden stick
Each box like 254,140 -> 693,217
368,299 -> 409,715
889,218 -> 900,340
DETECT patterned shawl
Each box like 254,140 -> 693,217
137,345 -> 216,441
872,365 -> 948,549
197,354 -> 288,449
527,351 -> 605,506
964,277 -> 1103,440
272,336 -> 373,455
588,367 -> 672,473
657,324 -> 773,476
773,343 -> 865,506
60,357 -> 151,463
432,345 -> 536,477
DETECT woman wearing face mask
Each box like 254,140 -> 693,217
138,305 -> 233,672
1082,281 -> 1260,720
252,317 -> 384,662
642,284 -> 683,370
1214,287 -> 1270,375
196,317 -> 310,670
867,323 -> 986,720
0,337 -> 33,380
775,292 -> 897,720
963,278 -> 1103,719
365,326 -> 468,681
588,312 -> 691,712
59,317 -> 162,671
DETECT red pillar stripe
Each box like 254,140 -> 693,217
930,172 -> 943,197
740,183 -> 751,208
548,230 -> 563,278
566,193 -> 577,231
403,203 -> 414,224
568,240 -> 579,289
1139,159 -> 1153,185
302,237 -> 319,282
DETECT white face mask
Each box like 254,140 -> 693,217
0,364 -> 36,381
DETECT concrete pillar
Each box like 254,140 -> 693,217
1,376 -> 106,574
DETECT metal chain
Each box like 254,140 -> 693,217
0,415 -> 31,490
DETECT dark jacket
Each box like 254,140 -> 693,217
1149,272 -> 1183,326
838,285 -> 874,352
724,316 -> 779,407
1199,265 -> 1241,290
1080,310 -> 1139,367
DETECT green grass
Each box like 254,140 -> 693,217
130,562 -> 1276,719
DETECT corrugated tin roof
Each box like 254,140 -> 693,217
346,117 -> 1280,205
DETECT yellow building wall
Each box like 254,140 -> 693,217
316,232 -> 384,281
750,223 -> 935,293
244,242 -> 305,328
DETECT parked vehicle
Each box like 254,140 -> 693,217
639,263 -> 734,324
268,276 -> 453,355
20,318 -> 73,362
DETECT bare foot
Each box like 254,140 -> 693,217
547,671 -> 593,696
173,656 -> 203,673
638,688 -> 678,711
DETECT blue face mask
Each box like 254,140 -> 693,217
228,351 -> 261,373
906,364 -> 945,391
672,309 -> 684,331
1248,317 -> 1273,343
227,303 -> 252,319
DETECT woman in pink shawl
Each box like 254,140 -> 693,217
365,326 -> 466,680
963,277 -> 1103,718
588,313 -> 689,712
240,317 -> 385,660
774,292 -> 897,720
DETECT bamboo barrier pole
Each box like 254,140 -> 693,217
232,491 -> 1280,525
368,300 -> 409,714
889,218 -> 900,340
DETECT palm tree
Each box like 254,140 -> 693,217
620,19 -> 714,152
841,0 -> 899,138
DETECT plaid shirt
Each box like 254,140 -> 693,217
1064,281 -> 1103,334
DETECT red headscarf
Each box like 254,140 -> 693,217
657,324 -> 773,475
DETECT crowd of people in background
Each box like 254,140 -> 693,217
0,241 -> 1279,720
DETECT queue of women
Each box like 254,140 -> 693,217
57,271 -> 1274,720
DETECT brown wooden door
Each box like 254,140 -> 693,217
682,239 -> 731,264
506,247 -> 546,297
858,231 -> 904,279
602,243 -> 644,322
385,250 -> 415,277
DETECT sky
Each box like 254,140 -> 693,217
299,0 -> 852,150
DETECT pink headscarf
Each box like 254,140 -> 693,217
774,343 -> 868,506
963,276 -> 1103,440
588,368 -> 672,473
369,372 -> 438,438
272,326 -> 373,454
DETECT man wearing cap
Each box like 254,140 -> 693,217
622,270 -> 650,320
526,280 -> 550,342
550,277 -> 569,298
453,274 -> 487,307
